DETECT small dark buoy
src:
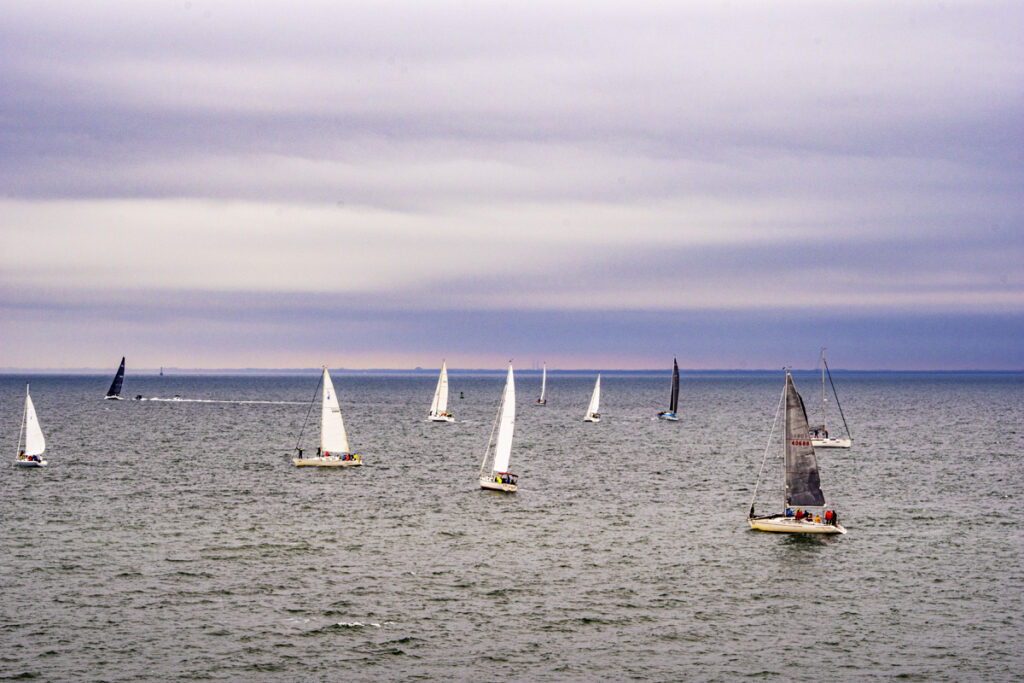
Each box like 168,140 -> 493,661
459,391 -> 464,399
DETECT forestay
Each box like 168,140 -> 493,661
320,369 -> 350,454
784,373 -> 825,507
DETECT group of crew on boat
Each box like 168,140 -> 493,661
17,451 -> 42,463
786,507 -> 840,526
294,447 -> 360,462
493,472 -> 517,485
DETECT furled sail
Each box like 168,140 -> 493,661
669,358 -> 679,414
320,368 -> 350,454
23,390 -> 46,456
784,372 -> 825,507
106,357 -> 125,397
491,364 -> 515,473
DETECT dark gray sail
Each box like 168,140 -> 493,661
106,357 -> 125,398
669,358 -> 679,413
784,372 -> 825,507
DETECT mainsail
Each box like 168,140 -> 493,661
320,368 -> 351,454
586,375 -> 601,416
538,363 -> 547,402
784,372 -> 825,507
430,361 -> 450,416
106,357 -> 125,397
491,364 -> 515,473
669,358 -> 679,414
22,388 -> 46,456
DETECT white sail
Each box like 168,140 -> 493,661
585,374 -> 600,417
23,389 -> 46,456
491,364 -> 516,474
320,368 -> 350,454
539,363 -> 547,402
429,361 -> 450,416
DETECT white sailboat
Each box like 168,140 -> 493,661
748,371 -> 846,534
810,349 -> 853,449
104,356 -> 125,400
293,368 -> 362,467
657,358 -> 680,421
479,363 -> 518,492
535,363 -> 547,405
428,360 -> 454,422
583,374 -> 601,422
15,385 -> 47,467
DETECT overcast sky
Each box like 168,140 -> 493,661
1,0 -> 1021,369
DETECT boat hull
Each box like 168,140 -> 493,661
534,400 -> 546,406
429,415 -> 454,422
104,395 -> 123,401
15,459 -> 47,467
584,415 -> 600,423
748,515 -> 846,534
479,476 -> 516,492
811,437 -> 852,449
657,412 -> 678,421
293,456 -> 362,467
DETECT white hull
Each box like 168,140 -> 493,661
657,412 -> 678,421
104,395 -> 123,401
811,437 -> 852,449
429,414 -> 454,422
293,456 -> 362,467
15,458 -> 47,467
748,515 -> 846,534
534,399 -> 546,406
479,475 -> 516,492
584,414 -> 600,423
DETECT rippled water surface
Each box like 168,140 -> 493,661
1,371 -> 1022,680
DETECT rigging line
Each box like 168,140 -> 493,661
294,370 -> 325,452
823,357 -> 852,438
749,378 -> 786,518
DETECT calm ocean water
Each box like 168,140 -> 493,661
1,371 -> 1022,681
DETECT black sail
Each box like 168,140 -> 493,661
669,358 -> 679,413
106,357 -> 125,397
784,372 -> 825,507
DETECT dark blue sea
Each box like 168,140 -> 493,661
1,370 -> 1022,680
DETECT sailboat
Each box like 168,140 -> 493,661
15,385 -> 47,467
583,374 -> 601,422
810,349 -> 853,449
428,360 -> 454,422
748,371 -> 846,534
105,356 -> 125,400
479,363 -> 518,492
657,358 -> 680,421
535,363 -> 547,405
292,367 -> 362,467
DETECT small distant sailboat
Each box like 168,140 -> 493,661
105,356 -> 125,400
428,360 -> 454,422
657,358 -> 680,421
15,385 -> 47,467
583,374 -> 601,422
479,363 -> 518,492
293,367 -> 362,467
535,363 -> 547,405
810,349 -> 853,449
748,371 -> 846,534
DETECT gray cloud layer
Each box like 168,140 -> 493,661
1,0 -> 1021,367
